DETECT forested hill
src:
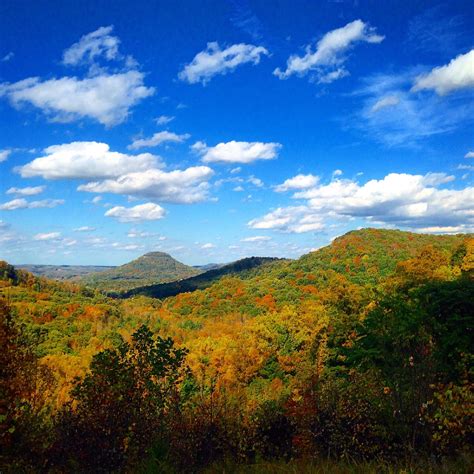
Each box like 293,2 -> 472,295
80,251 -> 202,293
290,228 -> 468,285
1,228 -> 473,471
123,256 -> 284,299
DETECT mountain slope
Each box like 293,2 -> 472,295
138,229 -> 470,322
81,251 -> 202,293
123,256 -> 285,299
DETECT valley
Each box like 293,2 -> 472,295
1,228 -> 473,472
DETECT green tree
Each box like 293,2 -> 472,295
53,325 -> 188,472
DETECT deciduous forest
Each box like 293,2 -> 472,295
1,229 -> 473,472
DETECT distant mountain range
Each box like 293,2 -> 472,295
15,264 -> 115,280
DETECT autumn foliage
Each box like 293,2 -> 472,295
0,229 -> 472,471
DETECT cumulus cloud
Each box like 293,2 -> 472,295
62,26 -> 120,66
0,149 -> 12,163
179,42 -> 269,84
465,151 -> 474,158
18,142 -> 161,179
249,172 -> 473,233
0,198 -> 64,211
0,71 -> 154,126
371,95 -> 400,113
201,243 -> 215,249
412,50 -> 474,95
105,202 -> 166,223
34,232 -> 61,241
193,140 -> 281,164
128,131 -> 190,150
275,174 -> 319,192
17,141 -> 214,206
248,206 -> 325,234
6,186 -> 45,196
274,19 -> 384,81
78,166 -> 214,204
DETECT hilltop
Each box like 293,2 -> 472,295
80,251 -> 202,293
290,228 -> 468,285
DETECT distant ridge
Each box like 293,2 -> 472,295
81,251 -> 202,293
123,256 -> 284,299
15,264 -> 115,280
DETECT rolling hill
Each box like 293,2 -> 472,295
123,256 -> 285,299
80,251 -> 203,293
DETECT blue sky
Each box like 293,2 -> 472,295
1,0 -> 473,265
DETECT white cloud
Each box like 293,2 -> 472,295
318,68 -> 349,84
412,49 -> 474,95
74,226 -> 96,232
0,71 -> 154,126
105,202 -> 166,223
275,174 -> 319,192
193,140 -> 281,164
247,176 -> 264,187
230,167 -> 241,174
18,142 -> 161,179
127,229 -> 155,238
18,141 -> 214,206
179,42 -> 269,84
111,242 -> 141,251
248,207 -> 325,234
62,26 -> 120,66
465,151 -> 474,158
274,19 -> 384,81
128,131 -> 190,150
248,206 -> 308,230
201,243 -> 215,249
371,95 -> 400,113
241,236 -> 271,242
34,232 -> 61,241
0,149 -> 12,163
250,172 -> 474,233
0,198 -> 64,210
6,186 -> 45,196
78,166 -> 214,204
155,115 -> 175,125
417,226 -> 467,234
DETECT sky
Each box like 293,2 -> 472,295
0,0 -> 473,266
